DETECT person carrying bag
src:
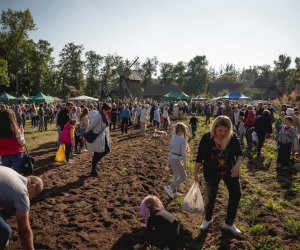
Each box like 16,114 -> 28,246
86,103 -> 112,177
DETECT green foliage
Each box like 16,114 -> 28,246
58,42 -> 85,91
286,218 -> 300,237
120,167 -> 128,175
140,57 -> 158,89
186,161 -> 194,174
0,58 -> 9,86
185,55 -> 209,94
274,54 -> 292,92
256,236 -> 283,250
85,50 -> 103,97
242,88 -> 264,100
159,62 -> 175,84
255,187 -> 268,196
249,224 -> 266,235
266,199 -> 283,213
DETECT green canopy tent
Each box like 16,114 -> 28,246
16,94 -> 29,102
30,92 -> 54,104
161,90 -> 191,102
0,92 -> 17,104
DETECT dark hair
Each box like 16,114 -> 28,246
262,109 -> 270,116
102,103 -> 112,111
0,109 -> 18,138
285,116 -> 293,123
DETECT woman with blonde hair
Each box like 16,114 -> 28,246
164,122 -> 189,198
194,116 -> 243,236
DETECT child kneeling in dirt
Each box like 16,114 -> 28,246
134,195 -> 180,250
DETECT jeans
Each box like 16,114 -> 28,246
277,142 -> 292,167
1,153 -> 24,173
38,116 -> 44,131
163,118 -> 168,129
169,159 -> 187,193
91,137 -> 110,174
204,175 -> 241,225
191,124 -> 197,136
0,215 -> 12,250
65,143 -> 72,162
57,126 -> 62,146
121,117 -> 129,134
140,122 -> 147,135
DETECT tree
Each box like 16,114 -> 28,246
100,54 -> 117,98
159,62 -> 174,84
239,66 -> 259,82
0,58 -> 9,86
257,64 -> 272,79
31,40 -> 55,93
172,61 -> 187,87
217,64 -> 239,83
0,9 -> 36,94
58,42 -> 85,91
274,54 -> 291,91
85,50 -> 103,96
186,55 -> 209,94
286,57 -> 300,92
140,57 -> 158,89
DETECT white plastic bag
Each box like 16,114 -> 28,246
182,182 -> 204,213
252,131 -> 258,143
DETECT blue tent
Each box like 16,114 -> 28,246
220,92 -> 251,100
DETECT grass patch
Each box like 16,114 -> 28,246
249,224 -> 266,235
255,186 -> 268,196
24,120 -> 57,150
120,167 -> 128,175
286,218 -> 300,237
266,199 -> 284,213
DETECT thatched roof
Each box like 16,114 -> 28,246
122,69 -> 142,81
208,82 -> 242,96
143,83 -> 181,97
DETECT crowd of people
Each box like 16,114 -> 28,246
0,97 -> 299,249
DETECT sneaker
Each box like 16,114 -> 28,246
82,149 -> 88,152
200,219 -> 213,231
222,223 -> 242,236
164,185 -> 174,198
174,192 -> 183,197
67,160 -> 73,164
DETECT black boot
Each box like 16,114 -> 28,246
90,165 -> 98,177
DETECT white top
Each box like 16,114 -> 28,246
169,134 -> 187,161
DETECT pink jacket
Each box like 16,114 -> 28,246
60,123 -> 74,144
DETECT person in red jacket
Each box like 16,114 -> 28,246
0,109 -> 25,173
60,119 -> 77,163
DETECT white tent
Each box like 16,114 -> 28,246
69,95 -> 99,101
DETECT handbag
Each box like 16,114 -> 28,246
22,145 -> 35,175
84,126 -> 106,143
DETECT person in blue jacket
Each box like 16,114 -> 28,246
120,105 -> 131,134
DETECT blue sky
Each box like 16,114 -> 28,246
1,0 -> 300,69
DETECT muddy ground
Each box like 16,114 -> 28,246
5,125 -> 299,250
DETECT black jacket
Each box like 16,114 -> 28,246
56,108 -> 69,129
254,114 -> 272,135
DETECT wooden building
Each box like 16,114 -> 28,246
143,83 -> 182,100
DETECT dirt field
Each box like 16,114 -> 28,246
5,122 -> 300,250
